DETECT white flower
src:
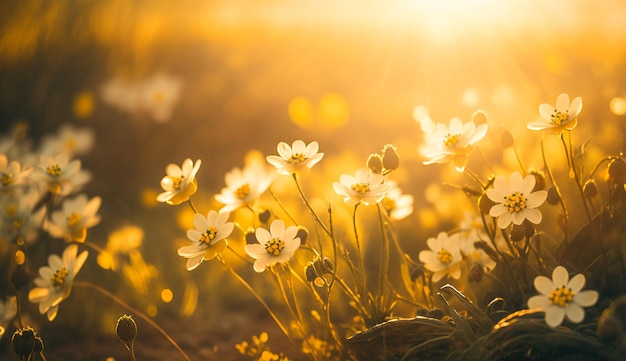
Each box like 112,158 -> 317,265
46,194 -> 101,243
418,232 -> 463,282
139,72 -> 182,123
0,189 -> 46,244
528,265 -> 598,328
0,154 -> 31,193
28,244 -> 88,321
332,168 -> 390,206
528,93 -> 582,132
157,158 -> 201,206
40,124 -> 95,157
380,180 -> 414,220
487,171 -> 547,229
32,153 -> 91,195
266,140 -> 324,175
0,296 -> 17,333
244,220 -> 301,273
100,77 -> 143,114
421,116 -> 488,172
215,162 -> 274,213
178,210 -> 234,271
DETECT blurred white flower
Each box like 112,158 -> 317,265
333,168 -> 390,206
418,232 -> 463,282
215,162 -> 274,213
0,296 -> 17,334
40,124 -> 95,157
266,140 -> 324,175
178,210 -> 234,271
528,265 -> 598,328
244,220 -> 301,273
0,189 -> 45,244
28,244 -> 88,321
487,171 -> 547,229
100,77 -> 142,114
528,93 -> 582,132
32,153 -> 91,195
381,180 -> 414,220
157,158 -> 201,206
0,154 -> 31,193
46,194 -> 101,243
139,72 -> 182,123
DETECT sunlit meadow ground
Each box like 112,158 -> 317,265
1,1 -> 626,360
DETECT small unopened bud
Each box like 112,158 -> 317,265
426,308 -> 444,320
116,315 -> 137,343
245,228 -> 257,245
608,158 -> 626,184
11,264 -> 30,290
523,220 -> 535,239
583,180 -> 598,198
12,327 -> 35,356
546,186 -> 560,205
305,264 -> 318,283
468,264 -> 484,282
500,130 -> 514,149
296,226 -> 309,245
33,335 -> 44,353
530,171 -> 546,191
366,154 -> 383,174
322,257 -> 334,273
471,109 -> 488,124
409,267 -> 424,281
478,194 -> 494,214
257,209 -> 271,224
381,144 -> 400,171
509,225 -> 525,242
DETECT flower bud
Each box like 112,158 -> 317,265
305,263 -> 318,283
322,257 -> 334,273
257,209 -> 271,224
33,335 -> 44,353
509,225 -> 525,242
530,171 -> 546,191
583,179 -> 598,199
471,109 -> 488,124
116,315 -> 137,343
468,264 -> 484,282
523,220 -> 535,239
245,228 -> 256,245
381,144 -> 400,171
11,264 -> 30,290
500,130 -> 514,149
12,327 -> 35,356
478,194 -> 494,214
546,186 -> 560,205
409,267 -> 424,281
366,154 -> 383,174
296,226 -> 309,245
426,308 -> 444,320
608,158 -> 626,184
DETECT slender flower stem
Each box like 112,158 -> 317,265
541,137 -> 569,250
375,204 -> 389,314
268,187 -> 299,225
291,173 -> 332,237
73,281 -> 191,361
187,198 -> 199,214
351,204 -> 367,300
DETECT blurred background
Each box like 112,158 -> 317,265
1,0 -> 626,359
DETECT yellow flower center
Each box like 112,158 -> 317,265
289,153 -> 306,163
170,176 -> 184,190
382,197 -> 396,213
351,183 -> 370,194
235,183 -> 251,199
67,213 -> 82,227
437,248 -> 453,264
444,133 -> 460,147
504,191 -> 527,213
200,226 -> 218,244
1,172 -> 13,186
551,110 -> 569,125
548,285 -> 574,307
51,267 -> 69,289
265,238 -> 284,256
46,164 -> 62,176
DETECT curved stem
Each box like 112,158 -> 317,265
187,198 -> 199,214
375,204 -> 389,314
351,204 -> 367,301
73,281 -> 191,361
291,173 -> 332,237
541,137 -> 569,250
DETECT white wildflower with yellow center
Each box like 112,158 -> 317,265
528,93 -> 582,132
244,220 -> 301,273
139,72 -> 182,123
40,124 -> 95,157
421,115 -> 488,172
46,194 -> 101,243
381,180 -> 414,221
418,232 -> 463,282
0,154 -> 31,192
178,210 -> 234,271
33,153 -> 91,195
487,171 -> 547,229
266,140 -> 324,175
28,245 -> 88,321
528,266 -> 598,328
215,162 -> 275,213
0,189 -> 46,244
157,158 -> 201,205
333,168 -> 390,206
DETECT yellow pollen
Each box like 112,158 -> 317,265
1,172 -> 13,186
51,267 -> 69,288
382,197 -> 396,213
264,238 -> 284,256
444,133 -> 460,147
236,184 -> 251,199
504,191 -> 527,213
548,285 -> 574,307
170,176 -> 184,190
551,110 -> 569,125
351,183 -> 370,194
289,153 -> 306,163
46,164 -> 62,176
200,226 -> 218,244
437,248 -> 453,264
67,213 -> 82,227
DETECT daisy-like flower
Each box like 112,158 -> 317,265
215,163 -> 274,213
418,232 -> 463,282
332,168 -> 390,206
380,180 -> 414,220
528,265 -> 598,328
100,77 -> 142,114
139,72 -> 183,123
0,154 -> 31,193
486,171 -> 548,229
421,115 -> 488,172
28,244 -> 88,321
528,93 -> 582,132
46,194 -> 101,243
266,140 -> 324,175
156,158 -> 201,206
178,210 -> 234,271
40,124 -> 95,157
244,220 -> 301,273
0,189 -> 46,244
32,153 -> 91,195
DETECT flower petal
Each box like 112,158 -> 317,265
565,303 -> 584,324
534,275 -> 555,295
574,290 -> 598,307
567,273 -> 586,293
545,305 -> 565,328
552,266 -> 569,287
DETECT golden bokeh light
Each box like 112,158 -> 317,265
161,288 -> 174,303
610,97 -> 626,116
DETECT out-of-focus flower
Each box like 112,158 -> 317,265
40,124 -> 95,157
0,189 -> 46,244
421,117 -> 488,172
381,180 -> 414,220
46,194 -> 101,243
32,154 -> 91,195
0,154 -> 31,193
487,171 -> 547,229
28,244 -> 88,321
266,140 -> 324,175
244,220 -> 301,273
418,232 -> 463,282
100,77 -> 142,114
332,168 -> 390,206
528,93 -> 582,132
157,158 -> 201,206
97,225 -> 144,271
528,265 -> 598,328
139,72 -> 182,123
0,296 -> 17,335
178,210 -> 234,271
215,163 -> 274,213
